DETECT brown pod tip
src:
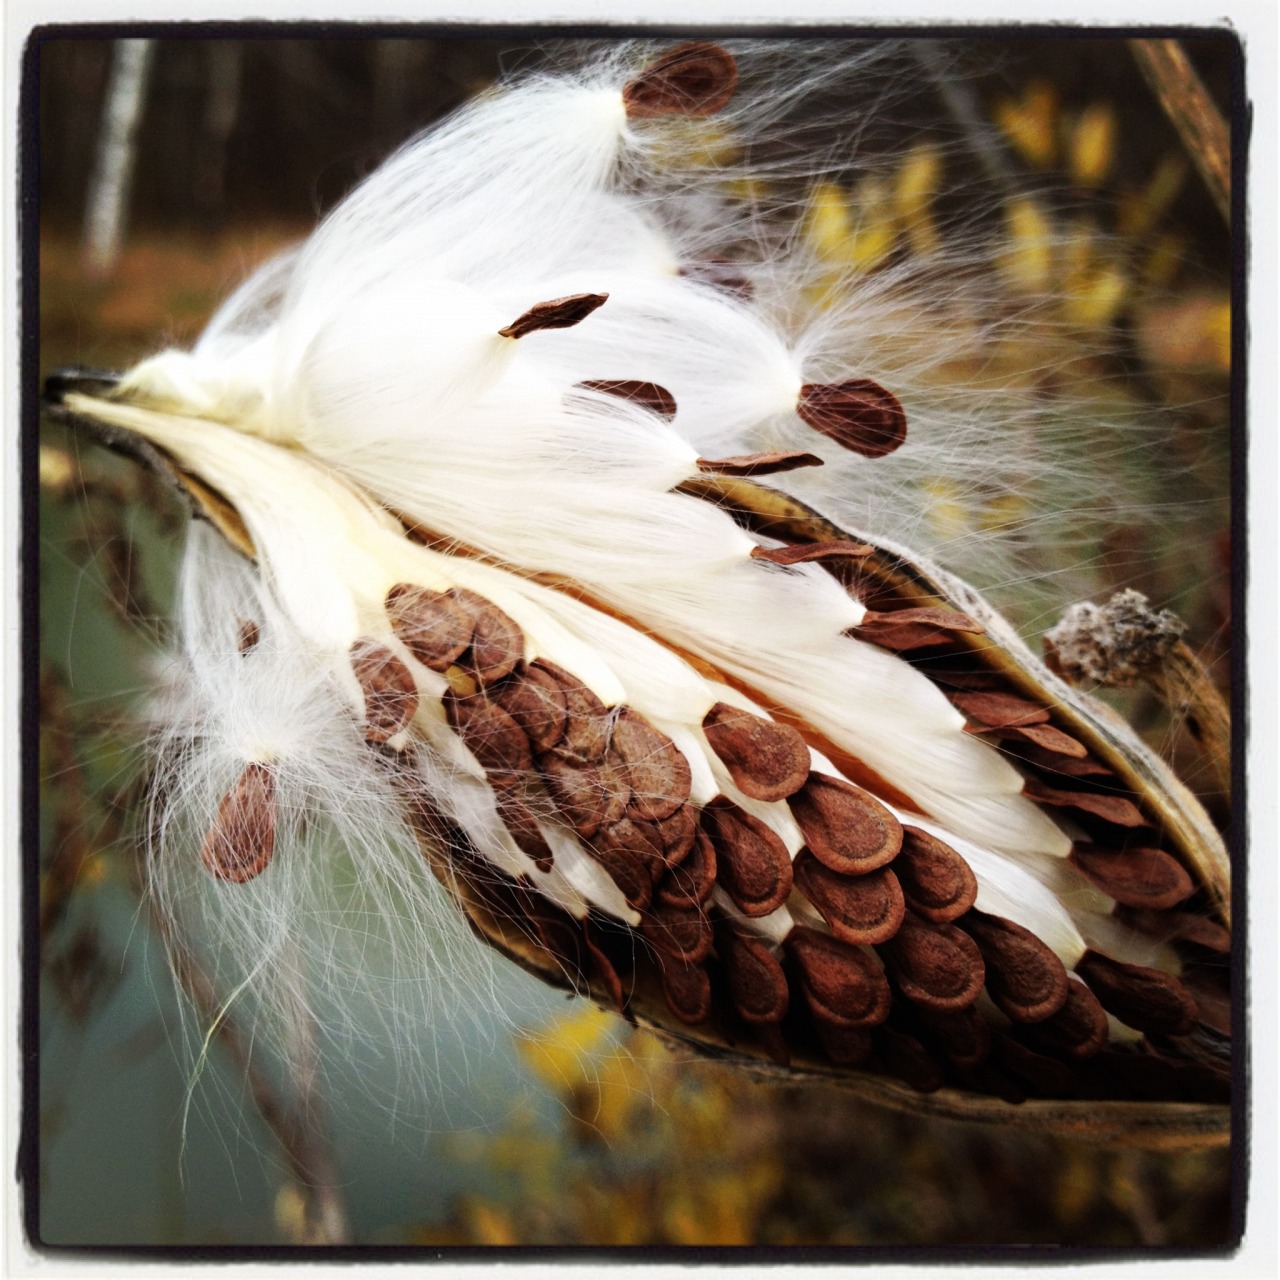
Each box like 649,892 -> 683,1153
797,379 -> 907,458
701,702 -> 810,803
350,638 -> 419,744
750,540 -> 873,567
696,450 -> 825,477
577,380 -> 677,420
498,292 -> 609,339
623,42 -> 738,120
200,762 -> 276,884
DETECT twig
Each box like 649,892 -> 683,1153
1129,39 -> 1230,226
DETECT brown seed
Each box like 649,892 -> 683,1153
918,1005 -> 991,1069
611,708 -> 692,822
951,690 -> 1050,728
583,923 -> 627,1013
701,702 -> 811,802
655,828 -> 716,908
875,1026 -> 945,1093
657,953 -> 712,1024
622,41 -> 738,120
517,889 -> 584,983
696,450 -> 825,477
788,926 -> 892,1029
490,663 -> 569,754
537,752 -> 629,838
498,292 -> 609,339
796,378 -> 907,458
1068,844 -> 1195,911
993,1033 -> 1082,1099
596,815 -> 667,881
814,1022 -> 874,1067
749,540 -> 874,567
654,803 -> 699,868
444,691 -> 534,784
494,790 -> 555,872
200,762 -> 276,883
793,850 -> 905,945
350,638 -> 419,744
1075,949 -> 1200,1037
1118,907 -> 1231,954
894,826 -> 978,924
387,583 -> 474,672
1015,744 -> 1116,778
1024,978 -> 1111,1060
849,607 -> 985,651
994,722 -> 1089,759
577,379 -> 677,420
587,827 -> 654,912
750,1020 -> 792,1067
960,911 -> 1070,1023
699,798 -> 793,917
719,927 -> 790,1024
641,899 -> 713,963
533,661 -> 613,763
879,912 -> 985,1013
446,588 -> 524,687
788,773 -> 902,875
1022,778 -> 1147,828
237,619 -> 260,654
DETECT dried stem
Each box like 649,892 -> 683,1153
1129,38 -> 1230,225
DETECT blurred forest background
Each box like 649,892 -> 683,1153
35,31 -> 1235,1250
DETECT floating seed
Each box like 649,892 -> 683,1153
879,912 -> 985,1012
918,1005 -> 991,1069
701,702 -> 811,802
893,826 -> 978,924
951,690 -> 1050,728
788,773 -> 903,875
537,752 -> 629,837
788,926 -> 892,1029
577,379 -> 677,420
749,540 -> 873,567
444,691 -> 534,784
237,619 -> 260,654
1068,843 -> 1195,911
719,927 -> 790,1024
1022,778 -> 1147,828
1075,949 -> 1200,1036
622,41 -> 738,120
534,661 -> 613,763
876,1026 -> 945,1093
849,607 -> 984,651
657,952 -> 712,1024
200,762 -> 276,884
696,450 -> 825,477
793,850 -> 905,945
490,663 -> 568,754
611,708 -> 692,822
387,583 -> 473,671
960,911 -> 1070,1023
447,588 -> 524,687
350,638 -> 419,743
1024,978 -> 1111,1060
796,378 -> 908,458
655,828 -> 716,908
699,798 -> 792,917
498,292 -> 609,339
641,898 -> 713,963
494,791 -> 555,872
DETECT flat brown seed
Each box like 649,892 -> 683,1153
951,690 -> 1051,728
702,702 -> 811,802
237,619 -> 260,654
387,583 -> 473,671
788,926 -> 892,1029
849,607 -> 985,651
583,924 -> 627,1013
918,1005 -> 991,1069
596,816 -> 667,880
200,762 -> 276,883
1068,844 -> 1195,911
814,1022 -> 874,1067
699,799 -> 792,917
445,691 -> 534,783
1118,907 -> 1231,954
1075,949 -> 1200,1037
498,292 -> 608,339
960,911 -> 1071,1023
577,379 -> 677,420
622,41 -> 738,120
875,1027 -> 945,1094
655,803 -> 699,867
658,953 -> 712,1024
611,708 -> 692,822
495,791 -> 555,872
793,851 -> 905,945
1025,978 -> 1111,1060
641,899 -> 713,963
655,828 -> 716,908
1022,779 -> 1147,828
879,912 -> 985,1012
446,588 -> 524,687
1015,744 -> 1116,778
537,753 -> 628,838
993,1033 -> 1082,1099
997,723 -> 1089,759
719,927 -> 790,1024
534,661 -> 613,763
894,826 -> 978,924
587,826 -> 654,911
490,664 -> 568,754
749,540 -> 874,567
696,450 -> 825,477
350,638 -> 419,744
788,773 -> 903,875
796,378 -> 907,458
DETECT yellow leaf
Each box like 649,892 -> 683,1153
994,81 -> 1059,169
1069,105 -> 1116,188
1000,197 -> 1054,294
